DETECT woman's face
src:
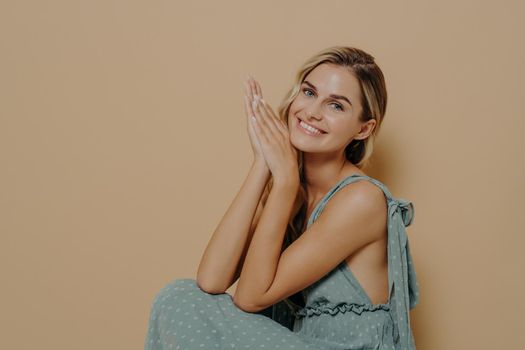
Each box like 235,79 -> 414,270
287,63 -> 373,154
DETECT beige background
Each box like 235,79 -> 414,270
1,1 -> 524,349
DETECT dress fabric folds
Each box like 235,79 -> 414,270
144,174 -> 420,349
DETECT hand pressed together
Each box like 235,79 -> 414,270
243,75 -> 299,186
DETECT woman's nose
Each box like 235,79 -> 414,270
304,101 -> 323,120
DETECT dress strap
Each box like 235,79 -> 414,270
306,173 -> 420,349
307,173 -> 394,229
387,196 -> 419,349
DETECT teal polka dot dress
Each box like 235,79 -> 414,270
144,174 -> 420,349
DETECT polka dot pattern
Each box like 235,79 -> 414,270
143,174 -> 420,349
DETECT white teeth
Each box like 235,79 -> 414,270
299,120 -> 323,135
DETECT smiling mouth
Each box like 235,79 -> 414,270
296,116 -> 327,135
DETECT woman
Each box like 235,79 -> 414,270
144,46 -> 420,350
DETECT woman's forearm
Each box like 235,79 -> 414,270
233,179 -> 298,306
196,160 -> 270,293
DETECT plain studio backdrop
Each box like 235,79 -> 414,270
1,1 -> 523,349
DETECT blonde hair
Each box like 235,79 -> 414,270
258,46 -> 388,309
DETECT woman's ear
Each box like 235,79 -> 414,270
355,119 -> 376,140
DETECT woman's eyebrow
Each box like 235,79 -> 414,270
303,80 -> 353,107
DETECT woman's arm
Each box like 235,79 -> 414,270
230,197 -> 263,285
233,178 -> 298,307
196,159 -> 270,293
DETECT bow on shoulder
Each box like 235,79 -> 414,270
390,197 -> 415,227
387,197 -> 419,349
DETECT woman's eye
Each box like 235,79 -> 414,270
331,103 -> 344,111
303,88 -> 314,97
302,88 -> 344,111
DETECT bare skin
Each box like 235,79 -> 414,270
289,63 -> 388,305
198,63 -> 389,308
301,163 -> 389,305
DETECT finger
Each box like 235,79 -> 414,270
266,102 -> 288,135
248,75 -> 258,100
243,94 -> 253,121
246,76 -> 256,103
253,77 -> 263,98
250,108 -> 269,145
255,97 -> 278,131
252,97 -> 272,138
253,98 -> 285,148
244,92 -> 256,120
257,98 -> 288,136
244,82 -> 257,118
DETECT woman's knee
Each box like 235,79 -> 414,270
150,278 -> 198,308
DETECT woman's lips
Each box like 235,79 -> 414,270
295,116 -> 326,136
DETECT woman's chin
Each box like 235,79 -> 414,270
290,133 -> 322,153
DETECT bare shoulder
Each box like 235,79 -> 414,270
232,172 -> 389,311
324,176 -> 388,239
334,170 -> 386,203
342,176 -> 386,206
